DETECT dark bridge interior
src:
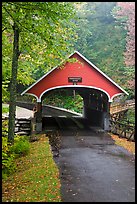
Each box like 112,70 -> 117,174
16,86 -> 110,132
41,87 -> 110,131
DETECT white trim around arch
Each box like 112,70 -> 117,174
21,51 -> 129,97
110,93 -> 125,102
22,86 -> 126,103
74,51 -> 129,96
24,93 -> 39,102
36,85 -> 115,102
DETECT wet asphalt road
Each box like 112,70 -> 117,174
54,130 -> 135,202
3,104 -> 135,201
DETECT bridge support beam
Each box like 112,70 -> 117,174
31,102 -> 42,134
103,102 -> 111,131
35,102 -> 42,132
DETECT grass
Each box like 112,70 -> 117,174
110,133 -> 135,155
2,134 -> 61,202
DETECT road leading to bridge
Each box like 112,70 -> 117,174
54,130 -> 135,202
3,103 -> 135,202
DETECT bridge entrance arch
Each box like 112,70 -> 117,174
21,51 -> 128,132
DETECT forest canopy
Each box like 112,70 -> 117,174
73,2 -> 135,99
2,2 -> 135,101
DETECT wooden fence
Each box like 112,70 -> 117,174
15,118 -> 31,135
110,102 -> 135,115
2,117 -> 31,136
110,117 -> 135,141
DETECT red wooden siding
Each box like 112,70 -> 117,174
21,51 -> 128,102
26,53 -> 124,101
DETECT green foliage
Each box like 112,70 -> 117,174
2,137 -> 15,179
126,109 -> 135,124
2,2 -> 78,143
2,2 -> 77,87
2,119 -> 8,137
2,134 -> 30,178
119,108 -> 135,125
43,89 -> 83,113
74,2 -> 131,90
2,106 -> 9,114
62,95 -> 83,113
124,88 -> 135,100
2,81 -> 10,103
75,2 -> 134,101
10,136 -> 30,157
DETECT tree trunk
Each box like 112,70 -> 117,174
8,22 -> 19,144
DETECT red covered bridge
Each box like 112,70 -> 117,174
21,51 -> 128,132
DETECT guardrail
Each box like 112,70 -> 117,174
110,102 -> 135,115
109,117 -> 135,141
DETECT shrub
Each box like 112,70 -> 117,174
10,136 -> 30,157
2,106 -> 9,113
2,136 -> 30,179
2,137 -> 15,179
2,119 -> 8,137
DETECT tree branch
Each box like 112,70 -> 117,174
3,6 -> 15,22
2,27 -> 7,32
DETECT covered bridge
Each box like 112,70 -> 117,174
21,51 -> 128,132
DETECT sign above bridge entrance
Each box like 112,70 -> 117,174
21,50 -> 128,102
68,77 -> 82,83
